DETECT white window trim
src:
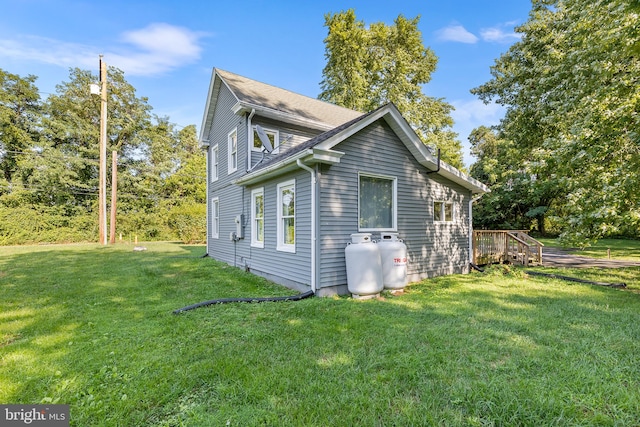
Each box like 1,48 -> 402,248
252,126 -> 280,154
434,200 -> 454,223
228,128 -> 238,174
211,197 -> 220,238
251,187 -> 264,248
358,172 -> 398,232
211,144 -> 219,182
277,179 -> 296,253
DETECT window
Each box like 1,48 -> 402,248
434,201 -> 454,222
211,197 -> 220,238
211,144 -> 219,182
277,180 -> 295,252
252,126 -> 279,153
228,128 -> 237,173
251,188 -> 264,248
358,173 -> 397,231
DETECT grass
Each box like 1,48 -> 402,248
1,243 -> 640,425
539,237 -> 640,261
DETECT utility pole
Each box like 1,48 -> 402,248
109,151 -> 118,244
98,55 -> 108,245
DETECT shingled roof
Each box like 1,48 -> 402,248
250,105 -> 381,173
200,68 -> 489,195
235,102 -> 490,195
200,69 -> 363,143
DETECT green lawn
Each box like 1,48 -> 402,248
2,243 -> 640,426
539,237 -> 640,261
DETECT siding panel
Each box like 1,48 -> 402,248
207,90 -> 473,295
318,119 -> 471,291
244,170 -> 312,289
206,83 -> 246,261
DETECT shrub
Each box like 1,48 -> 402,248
167,203 -> 206,244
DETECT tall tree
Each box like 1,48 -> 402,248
27,66 -> 155,209
472,0 -> 640,244
162,124 -> 206,204
0,65 -> 207,244
469,126 -> 560,234
0,70 -> 41,183
320,10 -> 464,169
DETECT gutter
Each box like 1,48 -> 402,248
235,148 -> 343,187
425,149 -> 441,175
232,101 -> 348,132
201,139 -> 210,255
296,159 -> 317,293
247,109 -> 256,172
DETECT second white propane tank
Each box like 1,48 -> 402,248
378,232 -> 408,290
345,233 -> 383,297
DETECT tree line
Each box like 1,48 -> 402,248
2,1 -> 637,247
0,10 -> 466,247
0,67 -> 206,244
469,0 -> 639,246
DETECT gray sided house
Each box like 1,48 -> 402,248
200,68 -> 489,296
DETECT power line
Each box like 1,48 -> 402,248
1,149 -> 100,164
0,182 -> 205,202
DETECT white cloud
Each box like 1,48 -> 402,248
435,25 -> 478,44
0,36 -> 96,69
0,23 -> 206,76
452,99 -> 504,125
480,26 -> 522,43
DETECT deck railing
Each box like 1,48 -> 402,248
472,230 -> 544,267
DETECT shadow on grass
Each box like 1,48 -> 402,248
0,243 -> 291,417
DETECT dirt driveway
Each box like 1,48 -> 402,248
543,247 -> 640,268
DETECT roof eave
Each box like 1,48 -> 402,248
424,161 -> 490,194
200,68 -> 240,147
234,148 -> 345,186
232,101 -> 336,131
316,103 -> 490,194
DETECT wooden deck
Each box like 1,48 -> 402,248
472,230 -> 544,267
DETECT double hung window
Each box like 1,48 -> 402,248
210,144 -> 219,181
211,197 -> 220,238
277,180 -> 295,252
434,201 -> 454,222
251,188 -> 264,248
228,128 -> 237,173
358,173 -> 397,231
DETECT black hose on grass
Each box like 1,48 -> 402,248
525,270 -> 626,288
469,263 -> 485,273
173,290 -> 315,314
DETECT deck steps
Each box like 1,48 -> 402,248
473,230 -> 544,267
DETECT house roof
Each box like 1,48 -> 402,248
199,68 -> 488,194
236,102 -> 490,195
200,68 -> 363,142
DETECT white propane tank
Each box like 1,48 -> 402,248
345,233 -> 383,297
378,232 -> 408,290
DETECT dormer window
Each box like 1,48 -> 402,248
252,126 -> 279,153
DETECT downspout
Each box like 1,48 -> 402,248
296,159 -> 317,294
246,109 -> 256,172
204,141 -> 210,257
425,148 -> 441,175
469,193 -> 484,268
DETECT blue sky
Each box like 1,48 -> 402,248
0,0 -> 531,167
